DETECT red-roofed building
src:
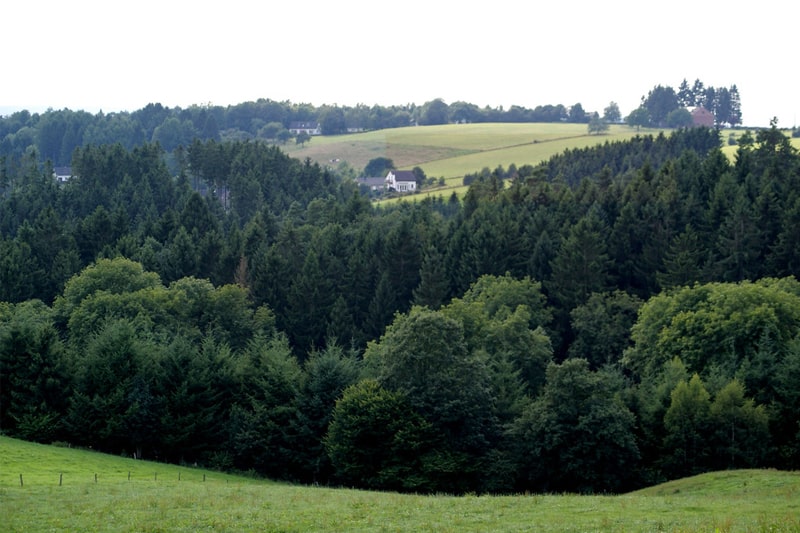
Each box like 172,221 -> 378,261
690,106 -> 715,128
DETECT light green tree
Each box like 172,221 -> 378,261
623,278 -> 800,380
54,257 -> 162,322
663,374 -> 711,476
709,379 -> 770,469
588,114 -> 609,135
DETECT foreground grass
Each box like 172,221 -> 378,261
2,437 -> 799,532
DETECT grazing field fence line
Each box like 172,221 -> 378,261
7,470 -> 223,487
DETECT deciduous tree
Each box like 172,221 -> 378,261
511,359 -> 639,492
663,374 -> 711,477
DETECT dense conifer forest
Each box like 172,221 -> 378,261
1,121 -> 799,494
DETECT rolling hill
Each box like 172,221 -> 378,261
3,436 -> 798,532
281,123 -> 666,201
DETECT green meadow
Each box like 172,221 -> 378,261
283,124 -> 798,203
283,123 -> 665,199
2,436 -> 799,532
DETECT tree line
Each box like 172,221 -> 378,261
1,124 -> 799,494
0,78 -> 741,170
1,97 -> 629,169
628,79 -> 743,129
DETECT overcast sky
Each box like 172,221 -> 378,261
3,1 -> 796,127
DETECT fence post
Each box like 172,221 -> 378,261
19,474 -> 23,487
94,473 -> 97,483
128,471 -> 131,481
59,473 -> 63,486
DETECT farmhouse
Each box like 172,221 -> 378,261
289,121 -> 321,135
356,176 -> 386,191
385,170 -> 417,193
690,106 -> 715,128
53,166 -> 73,183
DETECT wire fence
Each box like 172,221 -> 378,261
6,470 -> 226,487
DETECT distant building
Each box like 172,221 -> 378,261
288,121 -> 321,135
690,106 -> 715,128
356,170 -> 418,195
385,170 -> 417,193
356,176 -> 387,192
53,166 -> 73,183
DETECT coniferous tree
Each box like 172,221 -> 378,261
550,207 -> 614,307
65,319 -> 159,455
0,239 -> 38,302
365,271 -> 398,341
162,226 -> 199,282
769,195 -> 800,277
548,206 -> 614,352
326,295 -> 357,347
412,242 -> 449,309
657,225 -> 708,289
713,187 -> 761,281
0,300 -> 67,441
293,343 -> 362,483
228,333 -> 302,478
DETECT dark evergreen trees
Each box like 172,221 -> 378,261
3,114 -> 800,495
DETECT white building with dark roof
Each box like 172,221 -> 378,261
288,121 -> 321,135
385,170 -> 417,193
53,166 -> 73,183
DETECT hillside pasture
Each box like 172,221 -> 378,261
284,123 -> 663,182
287,125 -> 798,203
2,436 -> 799,532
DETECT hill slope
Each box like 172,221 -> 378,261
282,123 -> 663,193
2,436 -> 798,532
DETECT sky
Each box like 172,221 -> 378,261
2,1 -> 797,128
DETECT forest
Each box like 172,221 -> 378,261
1,121 -> 799,494
0,99 -> 584,168
0,78 -> 742,168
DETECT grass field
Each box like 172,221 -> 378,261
281,124 -> 798,204
2,436 -> 799,532
281,123 -> 666,202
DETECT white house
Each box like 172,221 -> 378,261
288,121 -> 322,135
53,166 -> 73,183
385,170 -> 417,193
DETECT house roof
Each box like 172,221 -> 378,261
357,177 -> 386,187
289,121 -> 319,129
388,170 -> 416,182
689,106 -> 714,127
